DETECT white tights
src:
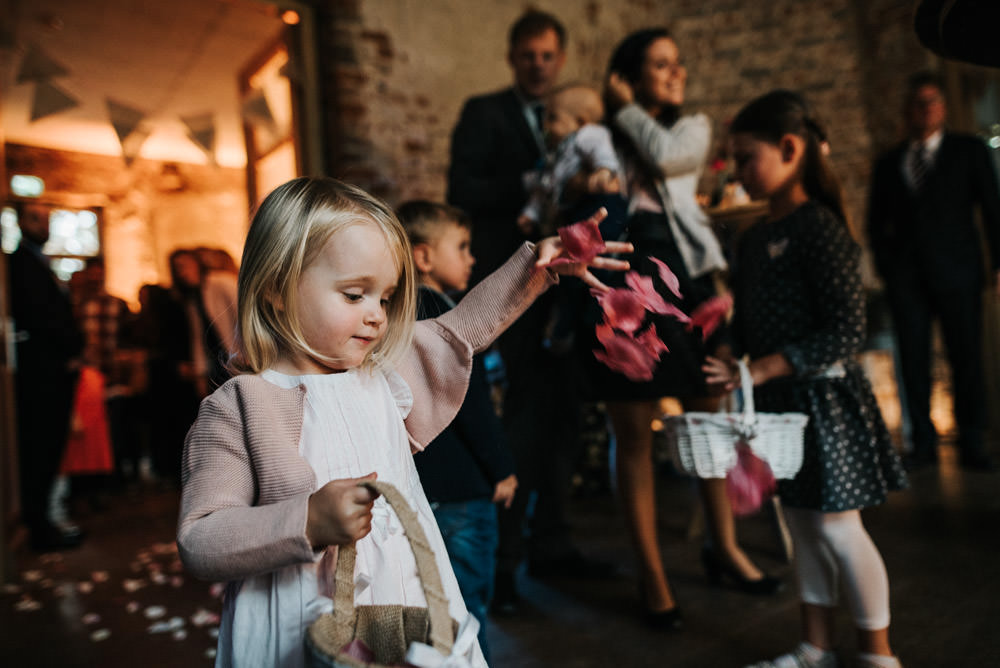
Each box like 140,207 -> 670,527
783,507 -> 891,631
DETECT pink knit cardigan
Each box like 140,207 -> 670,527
178,244 -> 553,581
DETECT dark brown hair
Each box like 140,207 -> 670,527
730,89 -> 851,235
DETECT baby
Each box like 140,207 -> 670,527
519,84 -> 624,237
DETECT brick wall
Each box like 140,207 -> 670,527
313,0 -> 932,280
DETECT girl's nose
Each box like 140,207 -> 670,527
364,302 -> 386,326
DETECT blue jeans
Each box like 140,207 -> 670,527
432,498 -> 498,663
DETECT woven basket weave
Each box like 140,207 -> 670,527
305,480 -> 455,668
664,362 -> 808,479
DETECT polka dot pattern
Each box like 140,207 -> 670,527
733,202 -> 908,511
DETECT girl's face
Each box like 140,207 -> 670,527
730,132 -> 799,201
636,37 -> 686,112
279,222 -> 400,374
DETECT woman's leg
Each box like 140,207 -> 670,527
607,399 -> 675,612
684,395 -> 767,581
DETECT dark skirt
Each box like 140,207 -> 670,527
756,362 -> 908,512
576,210 -> 721,402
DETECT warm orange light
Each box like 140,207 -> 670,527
281,10 -> 300,25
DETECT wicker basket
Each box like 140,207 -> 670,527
305,480 -> 463,668
663,361 -> 808,479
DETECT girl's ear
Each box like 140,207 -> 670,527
779,134 -> 804,164
412,243 -> 434,274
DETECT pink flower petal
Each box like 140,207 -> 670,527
726,444 -> 776,517
625,272 -> 672,314
557,217 -> 606,264
649,257 -> 682,299
687,293 -> 733,340
340,639 -> 376,662
636,328 -> 669,359
594,329 -> 659,381
593,287 -> 647,334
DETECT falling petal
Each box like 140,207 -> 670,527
172,629 -> 188,641
209,582 -> 225,598
650,257 -> 682,299
625,272 -> 672,314
22,570 -> 43,582
2,584 -> 21,595
190,608 -> 220,627
594,331 -> 659,381
204,648 -> 218,659
637,328 -> 669,359
77,581 -> 94,594
82,612 -> 101,625
90,629 -> 111,642
593,287 -> 647,333
687,293 -> 733,340
90,571 -> 110,583
122,579 -> 147,592
126,601 -> 141,614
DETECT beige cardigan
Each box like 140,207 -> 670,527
177,244 -> 553,582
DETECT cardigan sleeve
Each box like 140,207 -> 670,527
613,105 -> 710,177
399,242 -> 556,450
177,379 -> 319,582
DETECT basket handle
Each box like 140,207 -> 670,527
737,360 -> 757,429
331,480 -> 454,656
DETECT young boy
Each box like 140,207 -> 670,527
397,200 -> 518,663
518,83 -> 626,239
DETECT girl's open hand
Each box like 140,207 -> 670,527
702,355 -> 738,395
492,474 -> 518,509
306,472 -> 380,548
535,208 -> 633,292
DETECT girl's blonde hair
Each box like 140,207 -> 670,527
232,176 -> 417,374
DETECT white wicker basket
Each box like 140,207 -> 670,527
663,362 -> 808,479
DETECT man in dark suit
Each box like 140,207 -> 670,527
868,72 -> 1000,471
8,200 -> 85,548
448,10 -> 610,615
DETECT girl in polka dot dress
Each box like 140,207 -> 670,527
704,91 -> 907,668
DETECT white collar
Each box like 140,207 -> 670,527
911,129 -> 943,155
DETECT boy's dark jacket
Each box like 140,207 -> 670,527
414,285 -> 514,503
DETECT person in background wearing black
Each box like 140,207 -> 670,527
867,71 -> 1000,471
8,200 -> 84,550
448,8 -> 611,616
399,200 -> 517,663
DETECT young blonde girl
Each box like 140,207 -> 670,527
704,91 -> 908,668
177,177 -> 629,667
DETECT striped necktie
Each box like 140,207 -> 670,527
911,145 -> 931,190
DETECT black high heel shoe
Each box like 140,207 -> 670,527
638,583 -> 683,631
700,546 -> 783,596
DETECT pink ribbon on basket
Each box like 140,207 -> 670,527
726,442 -> 777,516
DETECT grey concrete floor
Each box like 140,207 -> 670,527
1,439 -> 998,667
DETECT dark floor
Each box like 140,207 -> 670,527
2,437 -> 999,667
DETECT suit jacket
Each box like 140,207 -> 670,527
448,87 -> 543,279
8,243 -> 82,382
868,132 -> 1000,294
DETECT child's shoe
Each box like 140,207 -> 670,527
745,642 -> 839,668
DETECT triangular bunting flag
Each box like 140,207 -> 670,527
241,89 -> 277,133
181,112 -> 217,158
106,98 -> 146,152
17,43 -> 70,83
121,127 -> 152,167
30,80 -> 80,121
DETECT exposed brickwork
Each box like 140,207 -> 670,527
311,0 -> 931,282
